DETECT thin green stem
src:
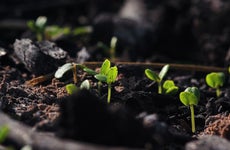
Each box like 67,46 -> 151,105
158,82 -> 162,94
216,88 -> 221,97
190,105 -> 196,133
107,84 -> 111,103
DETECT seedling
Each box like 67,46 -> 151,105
27,16 -> 47,41
145,64 -> 170,94
27,16 -> 71,41
55,63 -> 96,84
163,80 -> 179,95
179,87 -> 200,133
65,79 -> 90,95
205,72 -> 225,97
0,125 -> 9,143
97,36 -> 118,61
94,59 -> 118,103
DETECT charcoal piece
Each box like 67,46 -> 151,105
13,39 -> 67,75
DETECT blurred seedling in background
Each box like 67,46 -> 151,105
94,59 -> 118,103
97,36 -> 118,62
179,87 -> 200,133
145,64 -> 170,94
205,72 -> 225,97
28,16 -> 92,41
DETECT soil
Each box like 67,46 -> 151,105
1,0 -> 230,150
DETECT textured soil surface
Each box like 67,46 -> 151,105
1,0 -> 230,150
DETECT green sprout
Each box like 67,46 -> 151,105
55,62 -> 96,84
0,125 -> 9,143
27,16 -> 71,41
65,79 -> 90,95
179,87 -> 200,133
145,64 -> 170,94
27,16 -> 47,41
97,36 -> 118,61
205,72 -> 225,97
163,80 -> 179,95
94,59 -> 118,103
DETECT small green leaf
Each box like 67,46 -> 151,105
145,69 -> 160,82
179,87 -> 200,106
66,83 -> 78,95
163,80 -> 178,95
83,68 -> 97,75
107,66 -> 118,84
27,20 -> 36,31
80,80 -> 90,90
159,64 -> 170,80
94,74 -> 107,83
100,59 -> 110,75
55,63 -> 73,78
0,125 -> 9,143
206,72 -> 225,88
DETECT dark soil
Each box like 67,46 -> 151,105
0,0 -> 230,150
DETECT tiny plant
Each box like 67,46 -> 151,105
97,36 -> 118,61
145,64 -> 170,94
163,80 -> 179,95
205,72 -> 225,97
65,79 -> 90,95
0,125 -> 9,143
179,87 -> 200,133
27,16 -> 70,41
27,16 -> 47,41
94,59 -> 118,103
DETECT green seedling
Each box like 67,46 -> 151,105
27,16 -> 71,41
27,16 -> 47,41
163,80 -> 179,95
66,79 -> 90,95
45,25 -> 70,41
145,64 -> 170,94
55,63 -> 96,84
205,72 -> 225,97
94,59 -> 118,103
0,125 -> 9,143
97,36 -> 118,61
179,87 -> 200,133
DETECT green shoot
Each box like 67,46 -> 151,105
66,79 -> 90,95
55,63 -> 97,84
179,87 -> 200,133
163,80 -> 179,95
145,64 -> 170,94
0,125 -> 9,143
110,36 -> 118,62
205,72 -> 225,97
97,36 -> 118,61
27,16 -> 47,41
66,83 -> 78,95
94,59 -> 118,103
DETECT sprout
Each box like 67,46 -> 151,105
66,80 -> 90,95
145,64 -> 170,94
179,87 -> 200,133
163,80 -> 179,95
94,59 -> 118,103
205,72 -> 225,97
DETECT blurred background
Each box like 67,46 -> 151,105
0,0 -> 230,66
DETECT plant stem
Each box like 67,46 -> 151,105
190,105 -> 196,133
216,88 -> 221,97
72,64 -> 77,84
107,84 -> 111,103
158,82 -> 162,94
